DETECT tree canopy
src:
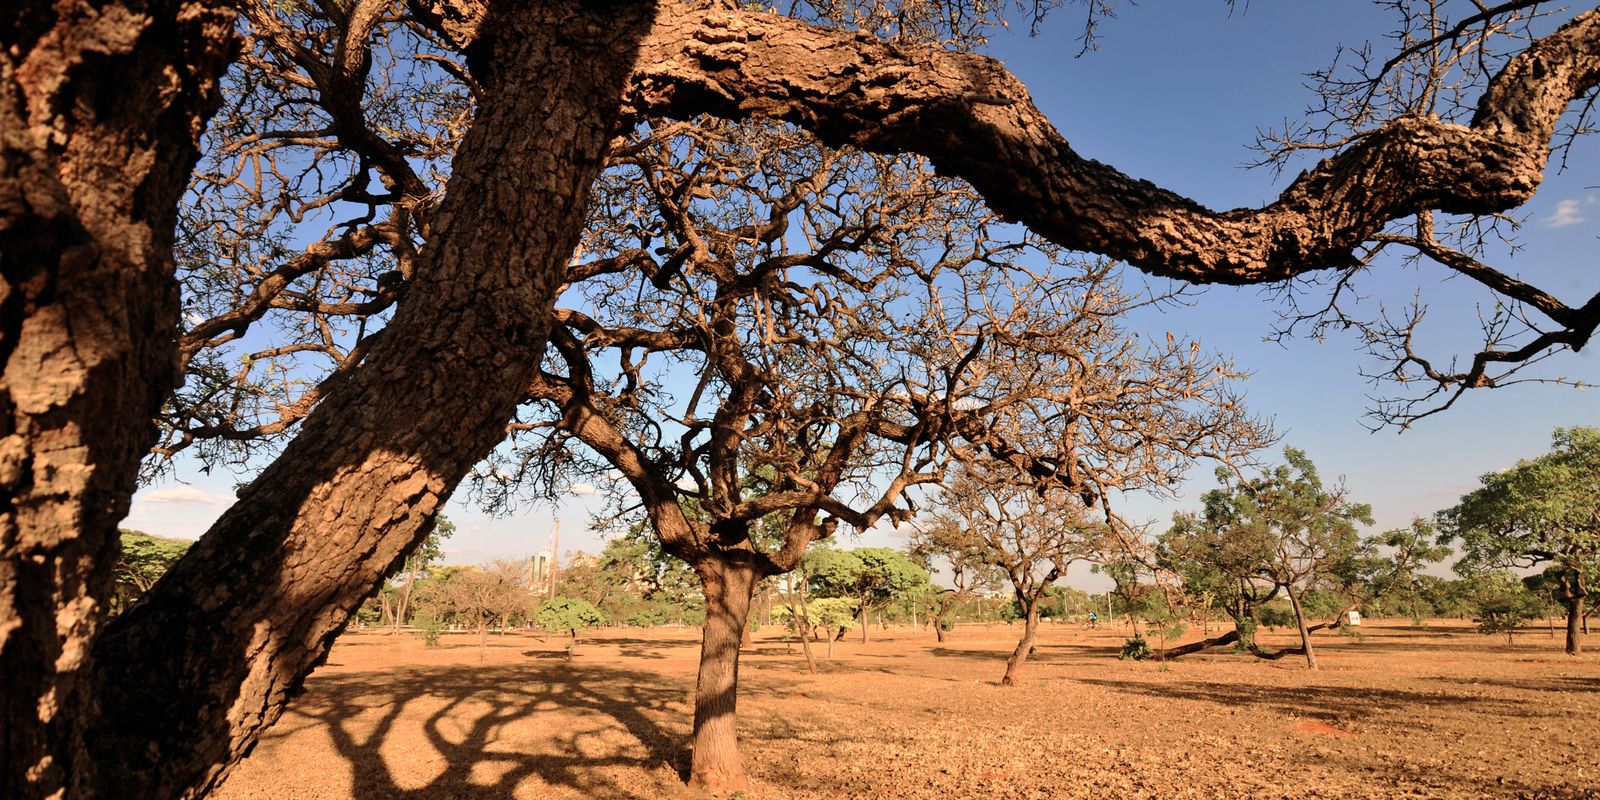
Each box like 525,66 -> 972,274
1439,426 -> 1600,654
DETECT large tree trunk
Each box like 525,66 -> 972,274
1,3 -> 235,798
689,551 -> 759,792
1284,584 -> 1318,670
1001,603 -> 1040,687
1560,570 -> 1586,656
80,5 -> 656,798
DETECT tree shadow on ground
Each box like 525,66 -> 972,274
1438,674 -> 1600,694
585,636 -> 701,662
1077,677 -> 1545,726
267,662 -> 691,798
926,643 -> 1124,664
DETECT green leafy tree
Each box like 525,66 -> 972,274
1158,449 -> 1373,668
806,546 -> 929,643
535,597 -> 607,652
1364,519 -> 1453,624
774,597 -> 857,658
112,530 -> 192,614
1466,572 -> 1545,645
1438,427 -> 1600,655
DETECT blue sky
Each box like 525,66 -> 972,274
124,3 -> 1599,588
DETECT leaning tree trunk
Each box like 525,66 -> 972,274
786,582 -> 818,674
1284,585 -> 1318,670
689,551 -> 760,792
80,5 -> 656,798
1162,629 -> 1242,659
1001,602 -> 1041,687
0,3 -> 235,798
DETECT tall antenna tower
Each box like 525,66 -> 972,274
547,515 -> 560,596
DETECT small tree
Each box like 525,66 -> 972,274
1467,572 -> 1543,645
536,597 -> 606,643
808,599 -> 859,658
391,517 -> 456,631
420,562 -> 534,663
934,463 -> 1104,685
1439,427 -> 1600,655
909,516 -> 1003,643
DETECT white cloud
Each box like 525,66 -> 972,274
138,485 -> 233,507
1542,197 -> 1587,228
569,482 -> 600,497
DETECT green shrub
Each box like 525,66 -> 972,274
1256,605 -> 1296,630
1119,636 -> 1154,661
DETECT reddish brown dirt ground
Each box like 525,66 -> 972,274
213,620 -> 1600,799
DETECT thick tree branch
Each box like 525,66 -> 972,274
623,2 -> 1600,286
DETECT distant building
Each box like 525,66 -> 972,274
528,551 -> 553,593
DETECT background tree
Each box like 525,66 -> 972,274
1439,427 -> 1600,655
111,531 -> 194,615
807,547 -> 930,644
391,517 -> 455,632
1157,449 -> 1373,667
1097,558 -> 1158,638
934,464 -> 1104,684
908,516 -> 1003,642
413,561 -> 534,663
1348,519 -> 1453,626
1467,571 -> 1546,645
535,597 -> 606,646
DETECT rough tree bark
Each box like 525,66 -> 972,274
689,550 -> 759,793
78,4 -> 657,797
629,3 -> 1600,291
0,2 -> 234,797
